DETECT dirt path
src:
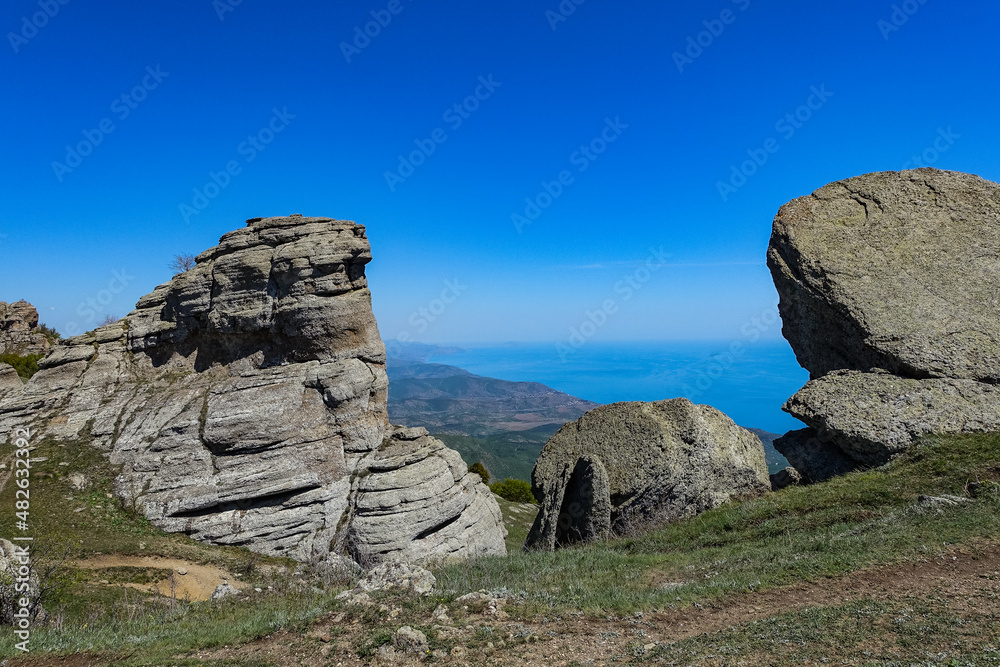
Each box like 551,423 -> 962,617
73,555 -> 243,602
193,540 -> 1000,666
11,542 -> 1000,666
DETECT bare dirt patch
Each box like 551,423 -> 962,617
72,555 -> 243,602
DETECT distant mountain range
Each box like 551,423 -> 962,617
385,348 -> 789,481
386,357 -> 600,437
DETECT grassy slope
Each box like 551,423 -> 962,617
435,433 -> 1000,611
1,432 -> 999,664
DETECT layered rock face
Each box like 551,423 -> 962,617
0,215 -> 505,563
524,399 -> 770,551
768,169 -> 1000,479
0,300 -> 51,356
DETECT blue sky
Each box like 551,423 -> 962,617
2,0 -> 997,345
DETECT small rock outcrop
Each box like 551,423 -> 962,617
0,301 -> 52,356
769,169 -> 1000,479
0,216 -> 505,565
524,399 -> 770,551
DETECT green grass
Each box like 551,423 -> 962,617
3,432 -> 1000,664
435,433 -> 1000,612
643,596 -> 1000,666
494,495 -> 539,552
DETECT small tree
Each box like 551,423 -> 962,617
489,478 -> 537,504
169,253 -> 197,274
98,314 -> 119,326
468,462 -> 490,485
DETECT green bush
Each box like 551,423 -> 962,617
469,462 -> 490,485
490,478 -> 537,504
0,353 -> 44,380
37,323 -> 61,343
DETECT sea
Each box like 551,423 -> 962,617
428,339 -> 810,436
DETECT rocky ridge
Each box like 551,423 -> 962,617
768,169 -> 1000,479
0,215 -> 505,564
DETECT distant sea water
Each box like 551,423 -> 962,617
429,340 -> 810,435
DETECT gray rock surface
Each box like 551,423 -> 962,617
769,169 -> 1000,478
785,371 -> 1000,466
351,426 -> 507,563
525,399 -> 770,551
768,169 -> 1000,382
772,428 -> 858,483
354,559 -> 436,595
0,301 -> 52,356
0,215 -> 505,565
210,582 -> 240,600
769,466 -> 803,491
0,364 -> 22,402
392,626 -> 428,653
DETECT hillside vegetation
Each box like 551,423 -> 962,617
2,432 -> 1000,664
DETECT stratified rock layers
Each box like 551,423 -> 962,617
768,169 -> 1000,479
525,399 -> 770,551
0,216 -> 505,563
0,300 -> 51,356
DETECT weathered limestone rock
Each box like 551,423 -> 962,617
525,399 -> 770,551
351,426 -> 507,563
768,169 -> 1000,382
0,215 -> 505,565
769,170 -> 1000,478
785,371 -> 1000,466
0,301 -> 52,356
769,466 -> 803,491
0,364 -> 22,402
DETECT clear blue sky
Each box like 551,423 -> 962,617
2,0 -> 997,344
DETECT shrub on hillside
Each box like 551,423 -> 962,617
37,323 -> 60,343
490,478 -> 537,504
469,462 -> 490,485
0,353 -> 44,381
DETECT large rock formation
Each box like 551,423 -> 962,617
0,215 -> 505,564
0,300 -> 52,356
524,399 -> 770,551
768,169 -> 1000,479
